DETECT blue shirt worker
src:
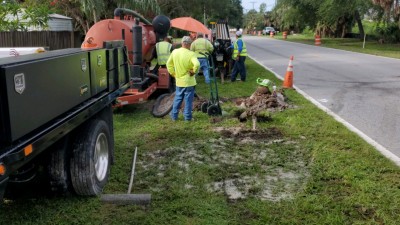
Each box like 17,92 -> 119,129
190,32 -> 214,84
166,36 -> 200,121
230,30 -> 247,82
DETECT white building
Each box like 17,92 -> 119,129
5,12 -> 73,32
46,14 -> 73,32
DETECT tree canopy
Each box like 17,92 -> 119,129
268,0 -> 400,41
0,1 -> 50,31
3,0 -> 399,42
2,0 -> 244,34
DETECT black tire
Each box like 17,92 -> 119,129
47,136 -> 72,195
151,93 -> 175,118
201,101 -> 210,113
70,119 -> 112,196
207,104 -> 222,116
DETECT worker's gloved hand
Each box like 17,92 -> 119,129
235,56 -> 240,61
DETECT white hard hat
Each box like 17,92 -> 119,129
236,30 -> 242,36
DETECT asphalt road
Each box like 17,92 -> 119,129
242,35 -> 400,165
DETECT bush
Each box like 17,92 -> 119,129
302,26 -> 314,35
376,23 -> 400,43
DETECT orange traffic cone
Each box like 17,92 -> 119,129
282,56 -> 294,88
315,35 -> 321,46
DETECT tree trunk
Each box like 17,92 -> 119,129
342,25 -> 346,38
93,10 -> 97,24
354,10 -> 364,39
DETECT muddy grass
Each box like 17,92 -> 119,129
126,95 -> 308,203
136,125 -> 310,203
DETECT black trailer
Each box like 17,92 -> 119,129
0,41 -> 130,202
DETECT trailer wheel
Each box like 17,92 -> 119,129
151,93 -> 174,118
70,119 -> 111,196
207,104 -> 222,116
201,101 -> 210,113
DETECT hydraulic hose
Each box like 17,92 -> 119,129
114,8 -> 151,25
146,72 -> 158,80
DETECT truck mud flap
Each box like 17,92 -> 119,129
0,177 -> 8,204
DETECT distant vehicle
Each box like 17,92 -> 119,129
262,27 -> 276,35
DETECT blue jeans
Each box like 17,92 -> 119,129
198,58 -> 210,84
170,86 -> 195,121
230,56 -> 247,81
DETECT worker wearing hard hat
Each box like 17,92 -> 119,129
167,36 -> 200,121
151,36 -> 173,74
190,32 -> 214,84
230,30 -> 247,82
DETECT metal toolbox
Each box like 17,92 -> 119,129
105,46 -> 129,90
0,50 -> 91,145
89,49 -> 108,95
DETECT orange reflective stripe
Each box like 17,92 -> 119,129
24,144 -> 33,156
0,164 -> 5,175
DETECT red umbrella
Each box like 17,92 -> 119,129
171,17 -> 210,36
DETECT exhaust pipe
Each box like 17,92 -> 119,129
132,19 -> 142,65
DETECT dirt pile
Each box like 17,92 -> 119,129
234,86 -> 289,129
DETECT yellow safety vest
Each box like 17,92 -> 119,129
156,41 -> 172,65
233,38 -> 247,58
191,38 -> 213,58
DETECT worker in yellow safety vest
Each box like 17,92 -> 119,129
230,30 -> 247,82
190,32 -> 214,84
166,36 -> 200,121
152,36 -> 173,74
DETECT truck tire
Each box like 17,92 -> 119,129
70,119 -> 112,196
47,137 -> 72,194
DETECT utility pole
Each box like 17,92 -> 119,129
203,5 -> 206,25
250,1 -> 256,10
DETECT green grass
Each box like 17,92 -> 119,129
1,59 -> 400,224
271,33 -> 400,59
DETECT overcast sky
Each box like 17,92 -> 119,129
241,0 -> 276,12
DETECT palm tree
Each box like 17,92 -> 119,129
81,0 -> 105,24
